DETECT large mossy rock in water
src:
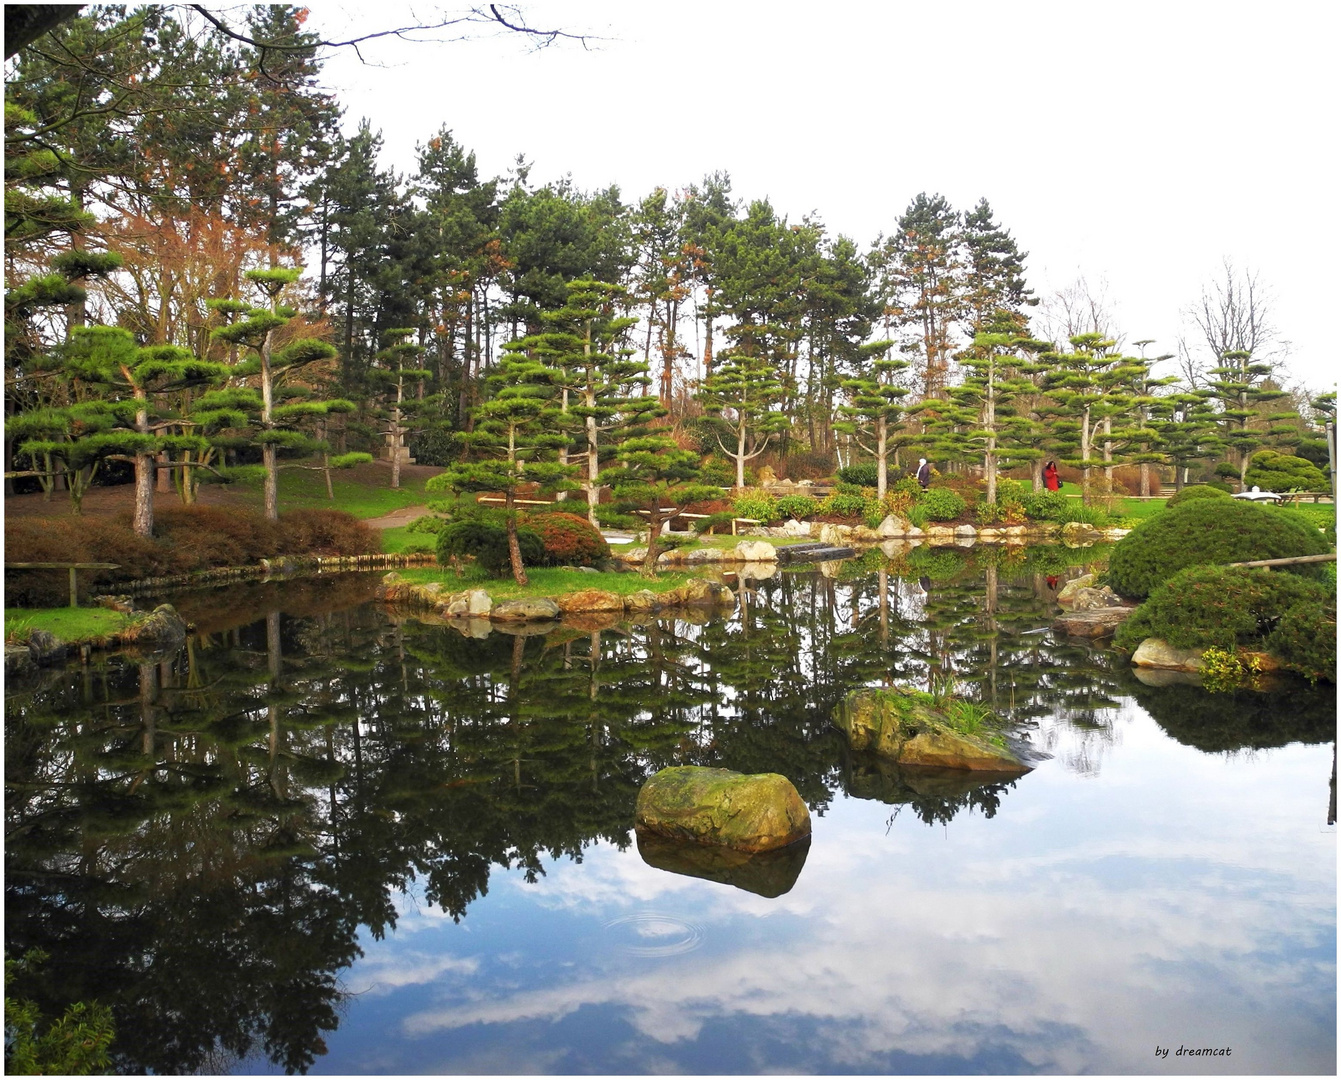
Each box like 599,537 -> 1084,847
833,688 -> 1030,773
634,766 -> 810,853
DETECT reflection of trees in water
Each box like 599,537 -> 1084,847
10,545 -> 1306,1073
1115,667 -> 1335,753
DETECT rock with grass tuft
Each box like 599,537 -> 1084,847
833,688 -> 1030,772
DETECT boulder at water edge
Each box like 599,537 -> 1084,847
634,766 -> 811,853
1131,637 -> 1205,671
832,688 -> 1030,773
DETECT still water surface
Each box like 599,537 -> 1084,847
4,547 -> 1335,1074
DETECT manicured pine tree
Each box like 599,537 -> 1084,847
833,339 -> 908,499
209,267 -> 363,520
522,279 -> 654,524
941,312 -> 1051,505
1121,341 -> 1178,496
35,327 -> 228,532
426,348 -> 575,585
1040,333 -> 1124,504
598,404 -> 721,576
1149,389 -> 1221,490
697,341 -> 790,490
1205,349 -> 1294,486
368,328 -> 435,490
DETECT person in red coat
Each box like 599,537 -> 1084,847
1043,460 -> 1060,492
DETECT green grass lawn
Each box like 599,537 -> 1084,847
5,606 -> 139,645
215,462 -> 437,519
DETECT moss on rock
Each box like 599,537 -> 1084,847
634,766 -> 811,853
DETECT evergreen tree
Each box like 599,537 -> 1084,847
960,197 -> 1037,332
599,408 -> 720,576
209,267 -> 361,519
698,349 -> 790,489
939,312 -> 1050,504
876,192 -> 963,400
426,348 -> 575,585
368,328 -> 435,490
834,340 -> 909,499
513,279 -> 652,524
1206,349 -> 1294,486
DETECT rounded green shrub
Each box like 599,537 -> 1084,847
436,520 -> 544,576
1266,599 -> 1337,681
837,462 -> 879,487
1106,498 -> 1331,600
1166,484 -> 1231,508
1244,450 -> 1328,493
916,487 -> 967,522
820,491 -> 869,519
774,494 -> 820,520
732,491 -> 779,523
1113,564 -> 1331,653
1020,491 -> 1070,521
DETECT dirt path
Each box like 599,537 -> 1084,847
362,505 -> 433,530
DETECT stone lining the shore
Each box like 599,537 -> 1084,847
375,574 -> 736,622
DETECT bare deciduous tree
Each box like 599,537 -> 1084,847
1036,274 -> 1124,349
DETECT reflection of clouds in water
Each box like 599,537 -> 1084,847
402,846 -> 1331,1072
389,733 -> 1332,1074
348,950 -> 479,996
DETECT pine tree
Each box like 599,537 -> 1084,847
834,340 -> 909,499
598,408 -> 720,576
513,279 -> 652,524
1206,349 -> 1294,486
940,312 -> 1050,504
209,267 -> 362,519
426,348 -> 575,585
877,192 -> 963,400
698,350 -> 790,490
960,198 -> 1037,332
368,328 -> 434,490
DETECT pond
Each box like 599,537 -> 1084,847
4,545 -> 1335,1075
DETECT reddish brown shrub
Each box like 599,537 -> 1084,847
154,505 -> 283,570
4,517 -> 166,605
277,508 -> 379,556
520,511 -> 610,566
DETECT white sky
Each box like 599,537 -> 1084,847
311,1 -> 1338,395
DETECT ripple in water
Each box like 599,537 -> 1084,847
604,912 -> 704,957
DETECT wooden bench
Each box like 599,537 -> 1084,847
5,562 -> 120,607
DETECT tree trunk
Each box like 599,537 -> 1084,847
641,500 -> 663,576
586,409 -> 600,526
876,416 -> 888,501
736,417 -> 747,490
133,390 -> 154,537
506,488 -> 528,586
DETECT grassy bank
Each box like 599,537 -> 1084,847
5,606 -> 139,645
391,565 -> 695,601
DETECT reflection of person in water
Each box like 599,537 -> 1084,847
1046,575 -> 1059,590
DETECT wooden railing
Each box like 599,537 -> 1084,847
5,562 -> 119,607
